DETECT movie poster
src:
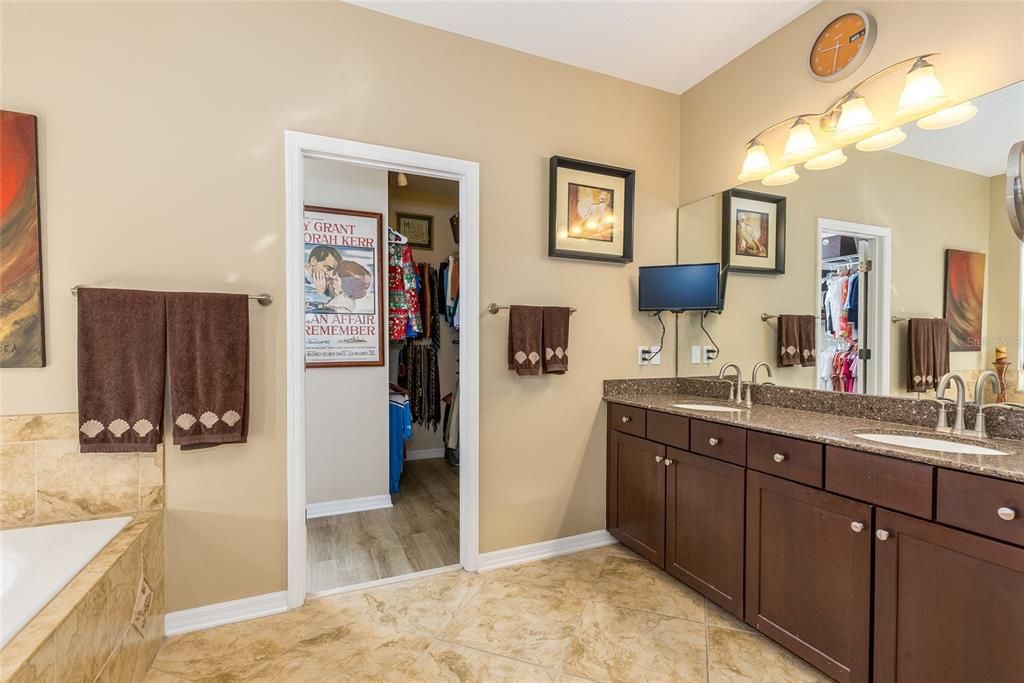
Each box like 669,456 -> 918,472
303,206 -> 383,367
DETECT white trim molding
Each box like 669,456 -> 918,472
477,530 -> 617,572
285,130 -> 481,608
305,494 -> 392,519
164,591 -> 288,636
406,448 -> 445,461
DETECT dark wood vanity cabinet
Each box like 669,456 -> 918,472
746,471 -> 872,683
607,430 -> 666,566
666,448 -> 745,617
873,509 -> 1024,683
606,402 -> 1024,683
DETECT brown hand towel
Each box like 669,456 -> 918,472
798,315 -> 817,367
542,307 -> 570,375
166,293 -> 249,449
77,288 -> 166,453
931,318 -> 951,384
776,315 -> 801,367
507,305 -> 542,376
907,318 -> 937,392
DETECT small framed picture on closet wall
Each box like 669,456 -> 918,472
396,212 -> 433,250
548,155 -> 635,263
721,188 -> 786,274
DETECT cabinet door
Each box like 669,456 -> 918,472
746,471 -> 872,683
666,448 -> 745,617
608,430 -> 666,566
874,509 -> 1024,683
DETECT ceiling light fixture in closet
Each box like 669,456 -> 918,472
396,172 -> 409,187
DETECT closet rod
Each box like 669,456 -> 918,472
71,285 -> 274,306
487,303 -> 577,314
760,313 -> 821,322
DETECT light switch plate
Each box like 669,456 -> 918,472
691,346 -> 702,364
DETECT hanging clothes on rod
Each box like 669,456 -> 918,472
389,240 -> 423,341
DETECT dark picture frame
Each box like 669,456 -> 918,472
396,212 -> 433,249
303,205 -> 385,368
548,155 -> 635,264
943,248 -> 986,352
721,188 -> 786,275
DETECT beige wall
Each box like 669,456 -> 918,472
303,158 -> 390,505
0,2 -> 678,611
387,183 -> 460,453
988,174 -> 1024,401
677,151 -> 992,393
679,1 -> 1024,205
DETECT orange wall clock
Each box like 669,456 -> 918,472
809,11 -> 876,82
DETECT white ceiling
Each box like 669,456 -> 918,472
891,81 -> 1024,177
348,0 -> 819,94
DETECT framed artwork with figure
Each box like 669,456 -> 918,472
548,156 -> 635,263
721,189 -> 786,274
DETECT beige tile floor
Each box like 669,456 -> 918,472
145,544 -> 830,682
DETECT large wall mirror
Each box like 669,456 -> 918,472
676,80 -> 1024,401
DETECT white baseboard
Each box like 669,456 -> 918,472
406,448 -> 445,461
477,530 -> 616,572
305,494 -> 392,519
164,591 -> 288,636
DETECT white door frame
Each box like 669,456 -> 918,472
284,131 -> 481,609
816,218 -> 892,394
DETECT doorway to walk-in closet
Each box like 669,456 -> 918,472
301,156 -> 463,595
816,218 -> 891,395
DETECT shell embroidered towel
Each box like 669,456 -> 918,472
507,305 -> 543,376
542,307 -> 570,374
166,293 -> 249,449
777,315 -> 802,367
77,288 -> 166,453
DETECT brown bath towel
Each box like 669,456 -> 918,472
542,307 -> 570,374
77,288 -> 166,453
907,318 -> 950,393
777,315 -> 816,367
166,293 -> 249,449
507,305 -> 542,376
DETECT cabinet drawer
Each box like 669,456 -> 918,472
825,447 -> 933,518
646,411 -> 690,450
690,419 -> 746,466
936,470 -> 1024,546
609,403 -> 645,437
748,431 -> 823,487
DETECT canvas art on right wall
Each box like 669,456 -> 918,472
944,249 -> 987,353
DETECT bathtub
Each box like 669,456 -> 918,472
0,515 -> 132,648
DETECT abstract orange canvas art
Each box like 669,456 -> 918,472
944,249 -> 986,353
0,110 -> 45,367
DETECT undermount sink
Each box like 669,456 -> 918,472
855,432 -> 1008,456
672,403 -> 744,413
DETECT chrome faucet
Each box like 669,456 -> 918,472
971,371 -> 1005,439
746,362 -> 773,407
718,363 -> 744,404
935,372 -> 967,434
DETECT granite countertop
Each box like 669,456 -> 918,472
605,392 -> 1024,483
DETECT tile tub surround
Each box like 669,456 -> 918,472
0,413 -> 164,529
605,392 -> 1024,483
0,512 -> 165,683
604,377 -> 1024,441
143,545 -> 827,682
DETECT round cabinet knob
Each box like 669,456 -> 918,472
772,453 -> 786,463
850,521 -> 865,533
875,529 -> 890,541
708,437 -> 720,446
664,459 -> 674,467
621,416 -> 631,423
998,507 -> 1017,521
655,455 -> 663,463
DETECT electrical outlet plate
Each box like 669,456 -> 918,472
638,346 -> 663,366
703,346 -> 716,364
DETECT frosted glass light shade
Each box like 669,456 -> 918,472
780,118 -> 820,165
917,102 -> 978,130
804,149 -> 848,170
856,127 -> 907,152
762,166 -> 799,186
834,95 -> 879,145
738,141 -> 772,182
895,60 -> 950,121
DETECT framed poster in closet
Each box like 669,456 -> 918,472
302,205 -> 385,367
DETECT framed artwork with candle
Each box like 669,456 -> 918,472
548,156 -> 635,263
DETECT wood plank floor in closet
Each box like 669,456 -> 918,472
306,458 -> 460,593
